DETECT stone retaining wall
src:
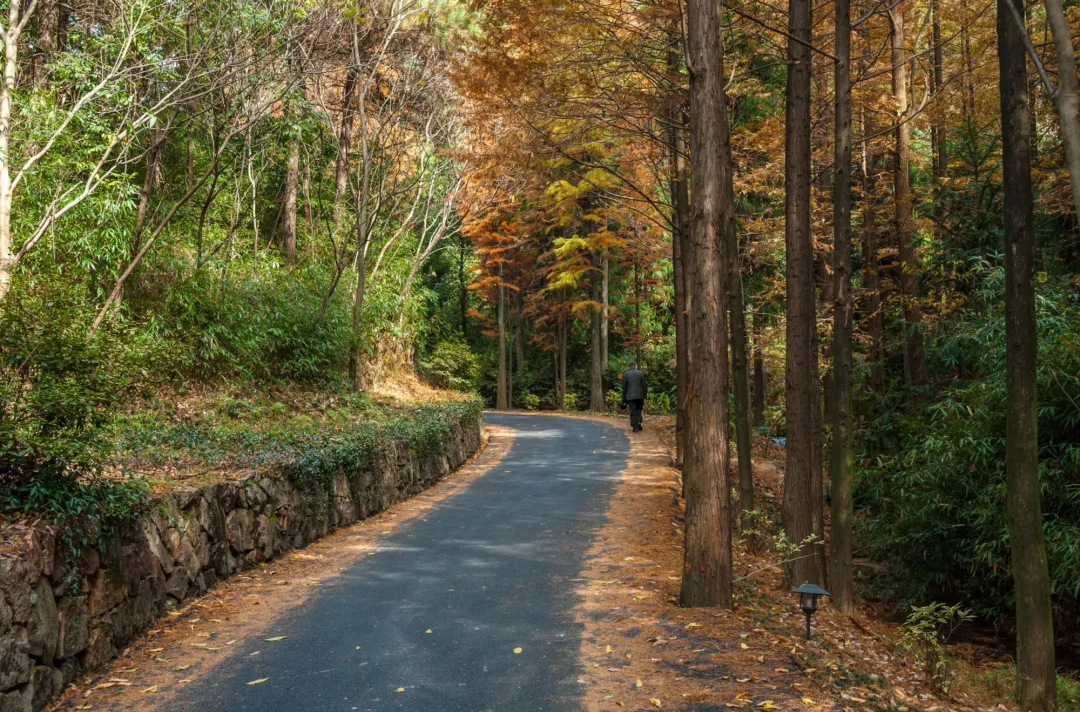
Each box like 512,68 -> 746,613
0,410 -> 482,712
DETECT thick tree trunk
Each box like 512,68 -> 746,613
997,2 -> 1057,707
334,67 -> 357,234
32,0 -> 54,84
830,0 -> 855,615
590,266 -> 605,411
889,5 -> 928,392
1042,0 -> 1080,226
783,0 -> 826,588
680,0 -> 733,609
752,310 -> 765,426
283,137 -> 299,264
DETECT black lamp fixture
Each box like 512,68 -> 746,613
791,583 -> 830,640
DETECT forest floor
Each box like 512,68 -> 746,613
571,410 -> 1026,712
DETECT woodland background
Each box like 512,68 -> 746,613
1,0 -> 1080,705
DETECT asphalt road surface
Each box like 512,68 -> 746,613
165,412 -> 630,712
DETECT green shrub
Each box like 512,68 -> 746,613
562,392 -> 579,411
522,393 -> 540,411
855,270 -> 1080,630
900,602 -> 973,693
421,339 -> 480,392
645,392 -> 671,414
605,389 -> 622,412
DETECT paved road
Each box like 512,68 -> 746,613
167,413 -> 629,712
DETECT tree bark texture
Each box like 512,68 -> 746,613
1042,0 -> 1080,227
334,66 -> 357,234
680,0 -> 733,608
997,1 -> 1057,706
497,273 -> 508,410
783,0 -> 826,588
830,0 -> 855,615
283,136 -> 299,264
726,193 -> 753,533
752,310 -> 765,427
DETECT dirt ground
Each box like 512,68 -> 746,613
573,413 -> 1020,712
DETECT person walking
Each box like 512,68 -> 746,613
620,362 -> 647,432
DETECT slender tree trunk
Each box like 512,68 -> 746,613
752,310 -> 765,426
784,0 -> 826,588
830,0 -> 856,615
515,290 -> 525,374
728,224 -> 753,533
0,6 -> 23,303
673,156 -> 690,468
889,5 -> 928,392
601,256 -> 609,369
334,67 -> 357,234
680,0 -> 733,609
459,234 -> 468,338
590,264 -> 605,411
497,273 -> 508,410
861,112 -> 886,393
998,1 -> 1057,706
1042,0 -> 1080,225
931,0 -> 947,180
283,136 -> 299,264
558,310 -> 567,408
348,219 -> 368,391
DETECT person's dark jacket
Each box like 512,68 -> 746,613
621,368 -> 647,402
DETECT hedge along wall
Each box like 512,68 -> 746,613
0,401 -> 483,712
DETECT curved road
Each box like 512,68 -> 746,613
167,413 -> 629,712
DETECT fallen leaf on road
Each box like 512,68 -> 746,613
758,702 -> 779,710
605,645 -> 613,653
396,687 -> 405,693
650,698 -> 661,707
425,629 -> 432,634
246,678 -> 269,685
513,647 -> 522,654
141,686 -> 158,694
635,679 -> 643,688
265,636 -> 286,642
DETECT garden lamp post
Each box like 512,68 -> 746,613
791,584 -> 830,640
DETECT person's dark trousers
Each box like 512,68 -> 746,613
627,398 -> 644,431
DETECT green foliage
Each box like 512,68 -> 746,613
420,339 -> 480,392
644,391 -> 671,414
900,602 -> 973,693
605,388 -> 622,411
562,392 -> 579,410
117,398 -> 483,488
855,268 -> 1080,629
522,393 -> 540,411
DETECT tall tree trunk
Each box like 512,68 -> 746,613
784,0 -> 826,588
861,111 -> 886,393
590,265 -> 605,411
459,234 -> 469,338
515,290 -> 525,374
334,67 -> 357,234
752,310 -> 765,427
830,0 -> 856,615
998,1 -> 1057,706
728,224 -> 753,533
601,256 -> 609,369
889,5 -> 928,392
283,136 -> 299,264
348,216 -> 368,392
0,3 -> 24,304
680,0 -> 733,609
497,272 -> 508,410
931,0 -> 947,180
669,89 -> 691,469
1042,0 -> 1080,225
557,309 -> 568,408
